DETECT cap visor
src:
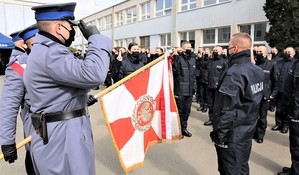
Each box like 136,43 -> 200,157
68,19 -> 78,26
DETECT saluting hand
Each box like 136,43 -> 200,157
78,20 -> 100,40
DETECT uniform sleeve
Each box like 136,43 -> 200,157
270,62 -> 280,97
172,55 -> 181,76
46,34 -> 112,89
214,72 -> 243,143
0,67 -> 24,145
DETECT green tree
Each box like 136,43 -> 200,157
263,0 -> 299,51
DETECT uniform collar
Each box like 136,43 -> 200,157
38,31 -> 63,45
229,50 -> 251,66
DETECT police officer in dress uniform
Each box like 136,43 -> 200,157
23,2 -> 112,175
172,41 -> 196,137
0,25 -> 38,175
277,59 -> 299,175
210,33 -> 264,175
9,30 -> 27,62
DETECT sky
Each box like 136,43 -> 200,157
28,0 -> 126,19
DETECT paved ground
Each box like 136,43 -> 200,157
0,75 -> 292,175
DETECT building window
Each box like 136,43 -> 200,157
254,23 -> 267,41
140,36 -> 150,48
181,0 -> 196,11
115,39 -> 125,48
142,1 -> 151,20
98,17 -> 104,30
203,29 -> 215,44
161,33 -> 171,47
218,27 -> 231,43
126,7 -> 137,24
116,11 -> 124,26
240,24 -> 251,35
180,31 -> 195,48
204,0 -> 229,6
156,0 -> 172,17
106,15 -> 112,29
126,38 -> 135,45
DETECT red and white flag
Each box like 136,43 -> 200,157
100,56 -> 181,173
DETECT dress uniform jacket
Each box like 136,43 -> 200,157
0,52 -> 34,148
23,33 -> 112,175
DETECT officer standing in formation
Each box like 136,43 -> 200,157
253,46 -> 280,143
0,24 -> 38,175
22,2 -> 112,175
204,45 -> 227,126
172,41 -> 196,137
277,55 -> 299,175
272,47 -> 297,133
210,33 -> 264,175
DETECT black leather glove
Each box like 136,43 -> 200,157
78,20 -> 100,40
1,143 -> 17,163
87,95 -> 98,107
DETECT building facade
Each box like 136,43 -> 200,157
0,0 -> 41,36
75,0 -> 269,52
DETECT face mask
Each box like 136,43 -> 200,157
185,49 -> 192,55
154,53 -> 160,58
253,50 -> 257,57
221,54 -> 227,59
212,51 -> 219,59
60,24 -> 75,47
130,51 -> 140,62
283,52 -> 291,59
271,52 -> 276,58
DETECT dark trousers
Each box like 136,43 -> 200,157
198,82 -> 208,108
275,93 -> 289,128
215,121 -> 256,175
289,118 -> 299,175
175,96 -> 193,130
25,151 -> 36,175
207,88 -> 216,121
104,72 -> 112,87
255,100 -> 269,139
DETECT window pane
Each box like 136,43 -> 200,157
190,3 -> 197,9
182,0 -> 188,3
254,23 -> 266,41
165,9 -> 172,15
156,0 -> 163,10
181,32 -> 187,41
161,34 -> 166,46
181,5 -> 188,11
218,27 -> 231,43
189,31 -> 195,40
203,29 -> 215,44
204,0 -> 216,6
219,0 -> 229,2
240,25 -> 251,35
167,33 -> 171,46
165,0 -> 172,8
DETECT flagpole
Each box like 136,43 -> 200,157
0,55 -> 167,161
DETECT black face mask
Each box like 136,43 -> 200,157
255,53 -> 264,64
221,54 -> 227,59
283,52 -> 291,59
212,51 -> 219,59
154,53 -> 161,58
271,52 -> 276,58
130,51 -> 140,63
60,24 -> 75,47
185,49 -> 192,56
253,50 -> 257,57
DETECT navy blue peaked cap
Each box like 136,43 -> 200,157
9,30 -> 22,42
19,24 -> 39,41
32,2 -> 77,25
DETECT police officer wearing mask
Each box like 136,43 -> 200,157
197,48 -> 211,113
150,47 -> 164,62
172,41 -> 196,137
0,24 -> 38,175
204,45 -> 228,126
119,42 -> 144,79
277,53 -> 299,175
210,33 -> 264,175
253,46 -> 280,143
23,2 -> 112,175
272,47 -> 297,134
